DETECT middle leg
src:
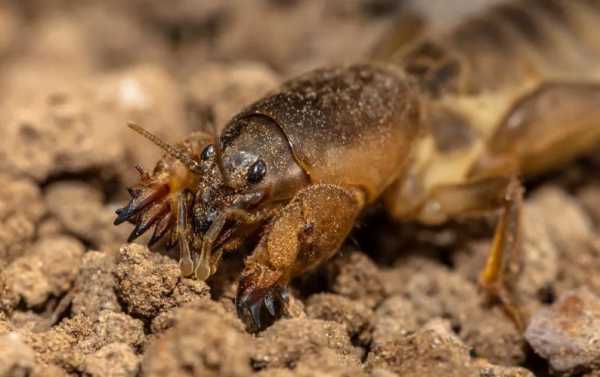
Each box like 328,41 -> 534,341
385,176 -> 527,330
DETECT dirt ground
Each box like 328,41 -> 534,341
1,1 -> 600,376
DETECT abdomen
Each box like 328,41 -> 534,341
377,0 -> 600,191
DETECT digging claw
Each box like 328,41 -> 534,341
114,204 -> 137,225
264,294 -> 276,317
236,278 -> 288,333
127,222 -> 144,242
113,185 -> 169,225
148,212 -> 174,247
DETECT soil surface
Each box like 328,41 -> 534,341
1,1 -> 599,376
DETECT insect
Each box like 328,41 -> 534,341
115,0 -> 600,332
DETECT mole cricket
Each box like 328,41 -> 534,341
115,0 -> 600,332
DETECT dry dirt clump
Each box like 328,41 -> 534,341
366,319 -> 533,377
0,332 -> 36,377
142,307 -> 253,377
305,293 -> 374,341
45,182 -> 130,251
526,288 -> 600,374
5,236 -> 84,308
70,251 -> 121,317
0,175 -> 45,263
327,250 -> 387,308
0,1 -> 600,376
113,244 -> 211,319
253,318 -> 363,370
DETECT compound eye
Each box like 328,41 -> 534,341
201,144 -> 215,161
247,159 -> 267,184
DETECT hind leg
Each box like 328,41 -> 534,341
477,179 -> 525,330
471,81 -> 600,179
470,82 -> 600,329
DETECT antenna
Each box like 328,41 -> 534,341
127,122 -> 203,174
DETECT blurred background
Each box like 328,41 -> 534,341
0,0 -> 508,193
2,2 -> 600,377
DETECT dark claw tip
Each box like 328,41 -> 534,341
127,223 -> 143,243
114,201 -> 139,225
264,294 -> 276,317
235,282 -> 288,333
148,232 -> 161,247
113,209 -> 130,225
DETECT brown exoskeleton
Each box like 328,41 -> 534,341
115,0 -> 600,332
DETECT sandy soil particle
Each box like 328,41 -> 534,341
460,307 -> 526,366
71,251 -> 121,316
305,293 -> 373,340
95,65 -> 191,185
0,4 -> 21,56
327,250 -> 386,308
252,318 -> 362,370
20,325 -> 76,371
0,314 -> 10,335
19,310 -> 143,374
381,255 -> 527,365
0,63 -> 190,187
0,85 -> 124,182
153,0 -> 393,74
256,348 -> 370,377
82,342 -> 140,377
370,295 -> 419,348
0,264 -> 18,316
186,63 -> 280,129
555,235 -> 600,296
114,243 -> 211,319
366,318 -> 475,376
0,175 -> 46,263
525,288 -> 600,373
382,256 -> 480,324
5,236 -> 84,308
67,5 -> 168,69
142,308 -> 252,377
530,187 -> 595,253
0,332 -> 36,377
45,181 -> 129,250
472,362 -> 535,377
31,364 -> 69,377
368,319 -> 532,377
74,310 -> 145,355
578,184 -> 600,227
150,298 -> 243,335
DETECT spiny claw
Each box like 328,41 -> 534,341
236,292 -> 263,331
148,212 -> 174,247
127,203 -> 169,243
114,205 -> 136,226
236,279 -> 288,333
114,185 -> 168,226
250,299 -> 264,331
263,294 -> 276,317
127,223 -> 143,243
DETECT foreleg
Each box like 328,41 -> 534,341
235,184 -> 365,332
